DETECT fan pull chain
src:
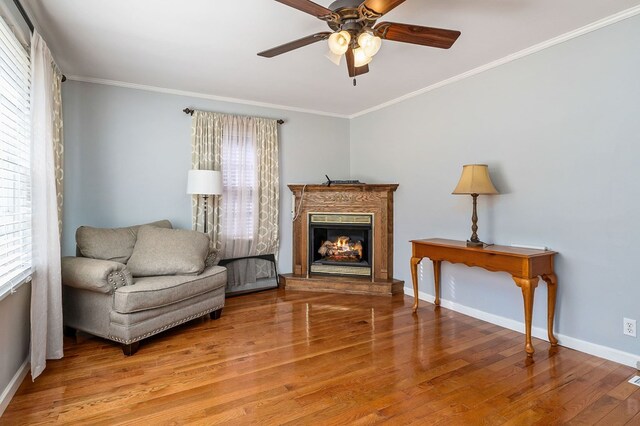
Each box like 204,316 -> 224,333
353,78 -> 356,87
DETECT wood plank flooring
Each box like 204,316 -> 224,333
2,289 -> 639,425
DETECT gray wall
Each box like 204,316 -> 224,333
350,15 -> 640,356
0,284 -> 30,405
61,81 -> 351,277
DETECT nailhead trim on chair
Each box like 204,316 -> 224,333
107,270 -> 129,291
108,303 -> 224,344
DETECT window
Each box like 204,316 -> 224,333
0,16 -> 31,299
221,129 -> 257,240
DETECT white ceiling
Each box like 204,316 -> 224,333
26,0 -> 640,117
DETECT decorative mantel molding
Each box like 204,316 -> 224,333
281,184 -> 403,296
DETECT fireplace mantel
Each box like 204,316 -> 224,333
281,184 -> 403,295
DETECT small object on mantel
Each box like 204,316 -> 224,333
323,175 -> 364,186
511,243 -> 549,251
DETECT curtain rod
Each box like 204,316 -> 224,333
12,0 -> 66,82
183,108 -> 285,125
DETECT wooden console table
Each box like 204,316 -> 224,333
410,239 -> 558,356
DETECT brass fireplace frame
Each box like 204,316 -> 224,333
307,212 -> 375,280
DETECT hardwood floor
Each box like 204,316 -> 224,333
2,289 -> 639,425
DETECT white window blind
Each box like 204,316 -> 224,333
222,134 -> 256,239
0,15 -> 31,298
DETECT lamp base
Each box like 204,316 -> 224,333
203,195 -> 209,235
466,240 -> 484,248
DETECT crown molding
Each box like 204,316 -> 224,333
65,76 -> 350,119
348,5 -> 640,119
66,5 -> 640,121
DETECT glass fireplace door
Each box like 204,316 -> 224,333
308,213 -> 373,278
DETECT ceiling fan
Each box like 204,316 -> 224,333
258,0 -> 461,83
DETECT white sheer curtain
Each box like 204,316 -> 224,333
30,31 -> 63,380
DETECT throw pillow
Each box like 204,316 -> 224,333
76,220 -> 172,263
126,226 -> 210,277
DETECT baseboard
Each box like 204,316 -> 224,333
0,358 -> 29,417
404,286 -> 640,369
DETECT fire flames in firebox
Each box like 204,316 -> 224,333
318,236 -> 363,262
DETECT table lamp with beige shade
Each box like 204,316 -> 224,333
452,164 -> 499,247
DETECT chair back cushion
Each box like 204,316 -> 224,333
126,226 -> 210,277
76,220 -> 172,263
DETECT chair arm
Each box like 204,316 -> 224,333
62,256 -> 133,294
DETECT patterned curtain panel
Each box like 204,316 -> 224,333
52,65 -> 63,234
254,118 -> 280,257
191,111 -> 223,248
190,111 -> 279,272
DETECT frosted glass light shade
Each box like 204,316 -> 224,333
358,31 -> 381,57
328,31 -> 351,55
325,49 -> 342,66
187,169 -> 222,195
353,47 -> 373,67
452,164 -> 498,195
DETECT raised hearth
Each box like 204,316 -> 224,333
281,184 -> 403,296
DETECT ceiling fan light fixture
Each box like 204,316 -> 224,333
257,1 -> 462,81
358,31 -> 382,57
328,30 -> 351,55
353,47 -> 373,67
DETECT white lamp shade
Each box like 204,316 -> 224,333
187,169 -> 222,195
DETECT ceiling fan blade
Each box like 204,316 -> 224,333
345,49 -> 370,77
258,32 -> 332,58
361,0 -> 406,17
374,22 -> 461,49
276,0 -> 338,20
354,63 -> 369,77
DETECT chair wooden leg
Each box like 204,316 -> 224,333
210,308 -> 223,320
63,326 -> 76,339
122,341 -> 140,356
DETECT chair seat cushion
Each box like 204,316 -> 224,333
114,266 -> 227,313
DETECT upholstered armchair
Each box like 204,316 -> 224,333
62,220 -> 227,355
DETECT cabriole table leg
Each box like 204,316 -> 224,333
513,276 -> 540,357
411,257 -> 421,312
541,273 -> 559,346
432,260 -> 442,306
